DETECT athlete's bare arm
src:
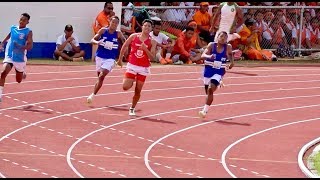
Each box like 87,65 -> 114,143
91,28 -> 107,44
0,33 -> 11,50
209,4 -> 222,33
118,33 -> 137,67
141,39 -> 157,61
24,31 -> 33,51
201,42 -> 214,59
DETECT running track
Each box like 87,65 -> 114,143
0,63 -> 319,178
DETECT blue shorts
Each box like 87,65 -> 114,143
203,65 -> 226,86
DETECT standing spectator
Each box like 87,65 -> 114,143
193,2 -> 211,34
54,24 -> 85,61
209,2 -> 244,42
91,2 -> 115,62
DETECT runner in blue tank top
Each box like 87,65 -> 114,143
87,16 -> 126,104
0,13 -> 33,102
199,31 -> 234,118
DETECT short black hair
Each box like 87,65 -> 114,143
104,2 -> 113,8
153,20 -> 162,26
142,19 -> 154,26
185,26 -> 195,32
21,13 -> 30,20
110,15 -> 120,21
245,18 -> 256,27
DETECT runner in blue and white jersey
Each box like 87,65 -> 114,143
87,16 -> 126,104
0,13 -> 33,102
199,31 -> 234,118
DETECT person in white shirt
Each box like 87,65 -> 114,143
54,24 -> 85,61
209,2 -> 244,42
149,20 -> 173,65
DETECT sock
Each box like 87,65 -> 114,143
203,104 -> 209,113
0,86 -> 3,98
165,53 -> 171,59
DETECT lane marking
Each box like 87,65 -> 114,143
144,105 -> 320,178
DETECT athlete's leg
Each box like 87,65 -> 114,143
129,74 -> 146,116
0,63 -> 13,101
93,68 -> 110,95
123,73 -> 136,91
15,69 -> 24,83
131,74 -> 146,109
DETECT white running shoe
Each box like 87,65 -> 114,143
198,110 -> 207,118
86,93 -> 94,104
129,108 -> 136,116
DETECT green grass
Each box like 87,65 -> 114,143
311,152 -> 320,175
24,58 -> 319,67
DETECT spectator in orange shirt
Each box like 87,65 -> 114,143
91,2 -> 115,62
193,2 -> 211,34
171,26 -> 202,64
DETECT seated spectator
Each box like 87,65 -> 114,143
292,16 -> 312,51
53,24 -> 85,61
171,26 -> 202,64
238,18 -> 276,61
121,12 -> 137,38
149,20 -> 174,65
192,2 -> 211,34
262,18 -> 288,49
309,17 -> 320,48
254,10 -> 267,33
263,11 -> 274,28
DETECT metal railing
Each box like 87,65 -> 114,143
121,5 -> 320,56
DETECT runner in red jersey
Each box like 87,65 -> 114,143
118,19 -> 157,116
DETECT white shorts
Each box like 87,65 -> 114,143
95,56 -> 116,72
203,74 -> 222,85
126,62 -> 151,76
3,57 -> 27,73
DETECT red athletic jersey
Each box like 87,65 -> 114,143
128,34 -> 152,67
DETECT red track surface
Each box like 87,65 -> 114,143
0,63 -> 319,178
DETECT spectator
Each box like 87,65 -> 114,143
262,18 -> 288,49
149,20 -> 174,64
193,2 -> 211,33
309,17 -> 320,48
91,2 -> 114,62
171,26 -> 202,64
238,18 -> 276,61
133,2 -> 150,32
209,2 -> 244,43
254,10 -> 267,33
292,16 -> 312,52
53,24 -> 85,61
121,8 -> 137,38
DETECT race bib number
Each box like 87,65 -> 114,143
104,41 -> 113,50
213,61 -> 222,69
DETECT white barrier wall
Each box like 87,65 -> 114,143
0,2 -> 122,43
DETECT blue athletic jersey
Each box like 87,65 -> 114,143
96,28 -> 119,60
5,25 -> 31,62
203,43 -> 228,78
